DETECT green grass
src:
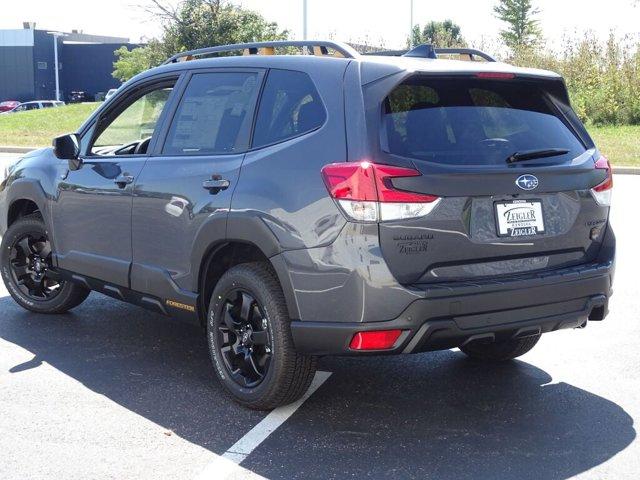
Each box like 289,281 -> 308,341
0,103 -> 100,147
0,103 -> 638,167
587,125 -> 640,168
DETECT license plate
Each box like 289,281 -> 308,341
495,200 -> 545,237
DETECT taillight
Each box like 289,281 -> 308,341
349,330 -> 403,350
591,155 -> 613,206
321,161 -> 440,222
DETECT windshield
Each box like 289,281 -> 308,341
382,77 -> 585,166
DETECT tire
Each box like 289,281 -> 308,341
207,262 -> 317,410
1,213 -> 90,314
459,334 -> 541,362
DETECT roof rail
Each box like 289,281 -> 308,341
363,44 -> 496,62
434,47 -> 496,62
162,40 -> 360,65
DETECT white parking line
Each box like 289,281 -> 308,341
195,370 -> 332,480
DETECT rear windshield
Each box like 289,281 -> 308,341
382,77 -> 585,166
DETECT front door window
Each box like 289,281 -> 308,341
91,86 -> 173,156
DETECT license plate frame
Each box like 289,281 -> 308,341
494,199 -> 546,238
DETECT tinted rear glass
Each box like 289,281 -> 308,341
383,77 -> 585,166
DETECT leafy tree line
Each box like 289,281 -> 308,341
408,0 -> 541,50
392,0 -> 639,126
510,33 -> 640,125
410,20 -> 466,48
114,0 -> 639,125
491,0 -> 639,125
113,0 -> 288,82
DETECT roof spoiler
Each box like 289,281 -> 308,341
162,40 -> 360,65
364,44 -> 497,62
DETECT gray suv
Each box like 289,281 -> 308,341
0,41 -> 615,409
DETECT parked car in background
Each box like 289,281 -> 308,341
69,91 -> 90,103
105,89 -> 118,101
2,100 -> 65,113
41,101 -> 65,108
0,100 -> 20,112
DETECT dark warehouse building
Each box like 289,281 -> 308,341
0,23 -> 137,102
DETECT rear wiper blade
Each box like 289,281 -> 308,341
506,148 -> 570,164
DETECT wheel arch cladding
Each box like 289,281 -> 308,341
3,179 -> 50,236
7,198 -> 41,227
197,240 -> 300,325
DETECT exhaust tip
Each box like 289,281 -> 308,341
588,295 -> 608,321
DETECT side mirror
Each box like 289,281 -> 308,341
53,133 -> 82,170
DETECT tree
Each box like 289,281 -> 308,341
113,41 -> 166,82
156,0 -> 289,55
113,0 -> 289,82
409,20 -> 466,48
493,0 -> 542,51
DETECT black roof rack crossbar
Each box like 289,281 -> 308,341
363,44 -> 496,62
162,40 -> 359,65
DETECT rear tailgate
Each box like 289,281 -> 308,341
367,73 -> 611,284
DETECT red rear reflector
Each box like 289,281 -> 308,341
475,72 -> 516,80
349,330 -> 403,350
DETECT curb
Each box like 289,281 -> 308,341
0,145 -> 638,174
0,146 -> 39,154
613,166 -> 640,175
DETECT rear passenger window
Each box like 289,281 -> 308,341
163,72 -> 259,155
252,69 -> 325,148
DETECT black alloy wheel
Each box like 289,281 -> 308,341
1,214 -> 90,314
207,262 -> 317,410
8,232 -> 62,301
217,289 -> 273,388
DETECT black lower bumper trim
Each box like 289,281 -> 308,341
290,262 -> 613,356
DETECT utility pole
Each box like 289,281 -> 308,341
47,32 -> 66,101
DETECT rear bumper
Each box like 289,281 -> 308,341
290,259 -> 614,356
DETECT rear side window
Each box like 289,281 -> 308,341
163,72 -> 259,155
252,69 -> 326,149
383,77 -> 585,166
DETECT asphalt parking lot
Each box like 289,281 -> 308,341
0,160 -> 638,479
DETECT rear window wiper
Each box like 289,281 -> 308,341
506,148 -> 570,164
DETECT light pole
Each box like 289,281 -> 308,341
409,0 -> 414,47
46,32 -> 66,101
303,0 -> 308,40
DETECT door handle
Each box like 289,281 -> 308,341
203,175 -> 230,194
114,174 -> 134,189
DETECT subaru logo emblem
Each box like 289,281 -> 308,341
516,174 -> 539,191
